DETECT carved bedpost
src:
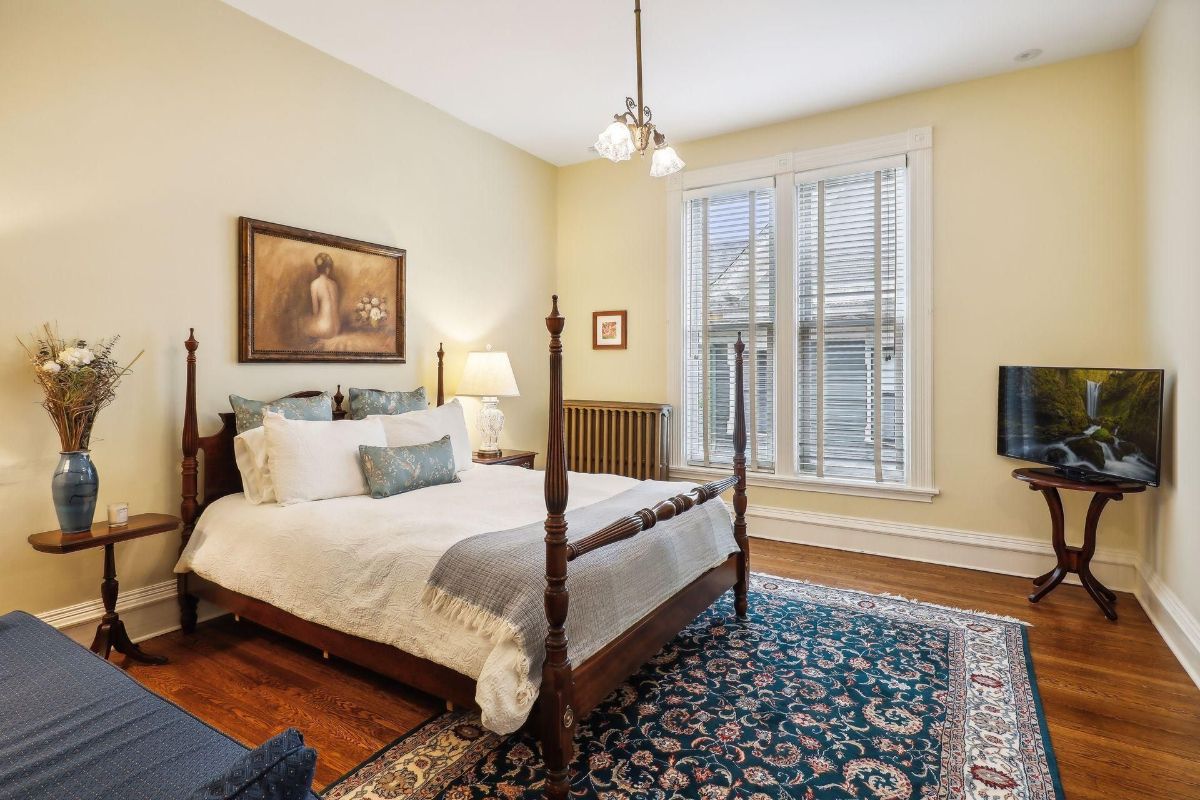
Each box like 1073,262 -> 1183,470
541,295 -> 575,800
178,329 -> 200,633
436,342 -> 445,407
733,332 -> 750,618
333,385 -> 345,417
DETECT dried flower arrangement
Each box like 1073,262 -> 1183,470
19,324 -> 143,452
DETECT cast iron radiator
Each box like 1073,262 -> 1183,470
563,400 -> 671,480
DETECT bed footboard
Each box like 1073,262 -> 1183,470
538,296 -> 748,800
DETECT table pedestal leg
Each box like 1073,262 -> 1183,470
1026,486 -> 1122,621
1029,566 -> 1067,603
1080,569 -> 1118,621
89,544 -> 167,665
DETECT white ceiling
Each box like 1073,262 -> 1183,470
222,0 -> 1156,166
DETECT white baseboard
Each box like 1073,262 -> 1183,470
32,506 -> 1200,692
1135,567 -> 1200,688
38,579 -> 225,648
746,504 -> 1140,592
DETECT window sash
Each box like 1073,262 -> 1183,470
683,186 -> 777,471
796,165 -> 907,484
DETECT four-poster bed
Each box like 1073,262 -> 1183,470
177,295 -> 749,799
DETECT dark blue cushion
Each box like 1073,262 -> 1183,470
0,611 -> 320,800
187,729 -> 316,800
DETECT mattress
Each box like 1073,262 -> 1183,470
176,465 -> 729,733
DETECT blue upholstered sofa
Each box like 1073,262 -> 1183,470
0,611 -> 319,799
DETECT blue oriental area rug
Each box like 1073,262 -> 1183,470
324,575 -> 1062,800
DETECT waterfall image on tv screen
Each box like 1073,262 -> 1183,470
997,366 -> 1163,485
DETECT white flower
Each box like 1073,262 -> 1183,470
41,360 -> 61,374
371,297 -> 380,307
369,307 -> 383,321
57,347 -> 94,368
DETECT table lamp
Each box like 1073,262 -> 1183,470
457,345 -> 520,456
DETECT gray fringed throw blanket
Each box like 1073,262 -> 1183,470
421,481 -> 738,685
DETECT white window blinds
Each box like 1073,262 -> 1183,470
683,184 -> 776,471
796,163 -> 907,482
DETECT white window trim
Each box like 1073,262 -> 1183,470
666,127 -> 937,502
670,464 -> 938,502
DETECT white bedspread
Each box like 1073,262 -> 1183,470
175,466 -> 718,733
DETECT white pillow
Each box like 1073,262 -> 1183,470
369,398 -> 473,473
263,412 -> 386,505
233,426 -> 275,505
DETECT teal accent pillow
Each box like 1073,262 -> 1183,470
230,393 -> 333,435
358,436 -> 460,498
347,386 -> 427,419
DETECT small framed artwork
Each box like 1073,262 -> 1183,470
592,310 -> 628,350
239,217 -> 406,362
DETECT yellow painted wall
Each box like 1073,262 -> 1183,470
558,51 -> 1147,549
0,0 -> 557,614
1137,0 -> 1200,616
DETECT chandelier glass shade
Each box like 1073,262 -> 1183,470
592,0 -> 684,177
594,120 -> 635,162
650,144 -> 684,178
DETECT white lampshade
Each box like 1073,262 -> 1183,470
458,348 -> 520,397
650,144 -> 685,177
594,120 -> 635,163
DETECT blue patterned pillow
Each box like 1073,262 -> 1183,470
187,728 -> 316,800
358,436 -> 460,498
230,393 -> 333,434
347,386 -> 427,419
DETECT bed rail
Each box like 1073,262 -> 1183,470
565,475 -> 736,562
539,296 -> 748,800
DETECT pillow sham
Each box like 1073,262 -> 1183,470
263,413 -> 386,505
347,386 -> 427,419
186,727 -> 316,800
369,398 -> 473,472
233,426 -> 275,505
230,393 -> 333,435
358,436 -> 461,499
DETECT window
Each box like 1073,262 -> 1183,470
683,183 -> 776,470
667,130 -> 934,501
796,164 -> 906,482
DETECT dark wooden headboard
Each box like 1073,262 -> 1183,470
180,330 -> 445,531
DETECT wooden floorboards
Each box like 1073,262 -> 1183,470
125,538 -> 1200,797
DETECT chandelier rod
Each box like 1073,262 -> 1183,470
634,0 -> 644,128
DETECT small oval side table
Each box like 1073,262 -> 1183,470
29,513 -> 180,663
1013,467 -> 1144,621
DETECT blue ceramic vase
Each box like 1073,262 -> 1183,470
51,451 -> 99,533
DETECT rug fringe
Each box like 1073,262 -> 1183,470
750,571 -> 1032,627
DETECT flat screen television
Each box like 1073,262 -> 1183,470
997,366 -> 1163,486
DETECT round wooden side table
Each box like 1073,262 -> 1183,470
1013,467 -> 1144,621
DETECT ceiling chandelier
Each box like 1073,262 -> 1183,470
592,0 -> 685,178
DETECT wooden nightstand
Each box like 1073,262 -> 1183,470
472,449 -> 537,469
29,513 -> 180,664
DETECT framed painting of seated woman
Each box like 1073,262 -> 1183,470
238,217 -> 405,362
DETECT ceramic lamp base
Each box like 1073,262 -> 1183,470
476,396 -> 505,456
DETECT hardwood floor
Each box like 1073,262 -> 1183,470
125,538 -> 1200,797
